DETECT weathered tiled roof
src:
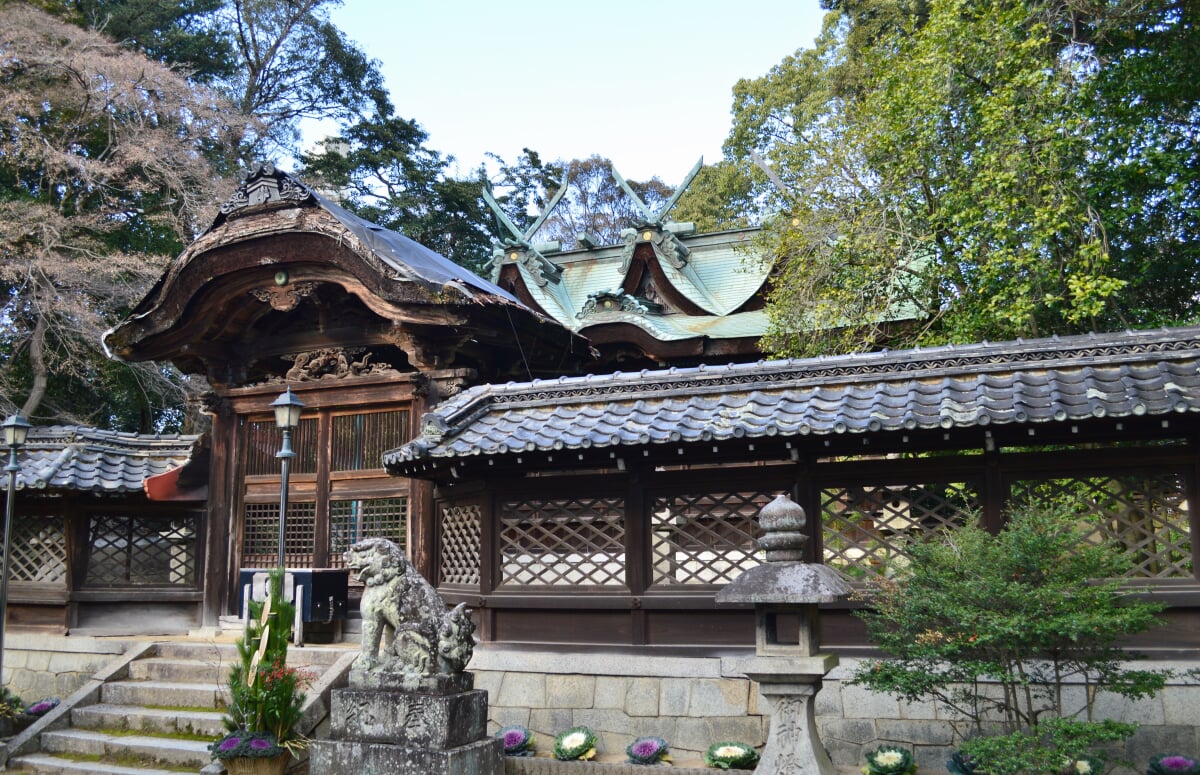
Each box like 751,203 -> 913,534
385,326 -> 1200,472
12,427 -> 198,494
103,164 -> 588,381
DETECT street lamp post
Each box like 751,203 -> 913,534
271,388 -> 304,572
0,414 -> 31,691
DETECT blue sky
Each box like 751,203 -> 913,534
319,0 -> 826,184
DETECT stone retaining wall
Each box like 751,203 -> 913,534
470,648 -> 1200,770
504,758 -> 715,774
1,633 -> 128,700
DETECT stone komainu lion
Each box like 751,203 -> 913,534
343,537 -> 474,675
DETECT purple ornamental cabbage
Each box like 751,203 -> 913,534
25,699 -> 59,716
496,725 -> 536,757
626,736 -> 671,765
1148,754 -> 1200,775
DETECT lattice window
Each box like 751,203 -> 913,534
651,491 -> 769,585
440,504 -> 481,586
822,482 -> 980,579
83,514 -> 199,587
244,418 -> 318,475
331,411 -> 409,471
1010,474 -> 1193,579
499,497 -> 626,587
242,501 -> 317,568
329,498 -> 408,568
10,516 -> 67,585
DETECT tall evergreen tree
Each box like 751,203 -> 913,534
716,0 -> 1199,356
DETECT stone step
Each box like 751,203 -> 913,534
128,658 -> 226,685
151,641 -> 239,664
9,639 -> 354,775
72,703 -> 227,738
8,752 -> 191,775
40,729 -> 212,768
100,680 -> 228,710
154,641 -> 351,667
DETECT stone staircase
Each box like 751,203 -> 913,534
7,641 -> 355,775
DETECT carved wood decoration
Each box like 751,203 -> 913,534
250,281 -> 318,312
280,348 -> 396,382
577,289 -> 664,319
218,163 -> 314,221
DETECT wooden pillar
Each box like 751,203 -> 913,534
203,399 -> 237,627
408,387 -> 436,582
1189,433 -> 1200,581
982,442 -> 1005,534
312,411 -> 332,567
625,464 -> 646,645
794,453 -> 819,564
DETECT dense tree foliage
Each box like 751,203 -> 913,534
220,0 -> 389,162
720,0 -> 1199,356
0,0 -> 393,429
38,0 -> 388,163
670,159 -> 757,233
302,142 -> 678,273
39,0 -> 236,82
0,4 -> 244,426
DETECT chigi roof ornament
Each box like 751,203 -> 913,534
483,177 -> 570,287
616,157 -> 703,273
612,156 -> 702,228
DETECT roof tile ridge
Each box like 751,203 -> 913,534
27,443 -> 80,488
482,327 -> 1200,405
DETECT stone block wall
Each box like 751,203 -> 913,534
1,633 -> 127,700
470,648 -> 1200,770
817,659 -> 1200,770
471,649 -> 768,763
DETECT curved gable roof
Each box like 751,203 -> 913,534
104,165 -> 586,380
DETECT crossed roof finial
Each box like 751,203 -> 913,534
481,177 -> 570,249
610,156 -> 703,227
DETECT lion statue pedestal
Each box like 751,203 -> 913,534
308,538 -> 502,775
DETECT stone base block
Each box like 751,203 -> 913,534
309,735 -> 502,775
349,669 -> 474,694
329,687 -> 488,749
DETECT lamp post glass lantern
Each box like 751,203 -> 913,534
1,413 -> 31,692
272,388 -> 304,571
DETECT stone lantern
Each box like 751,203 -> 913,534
716,493 -> 852,775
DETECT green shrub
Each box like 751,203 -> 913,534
0,688 -> 22,721
850,497 -> 1174,771
955,719 -> 1128,775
